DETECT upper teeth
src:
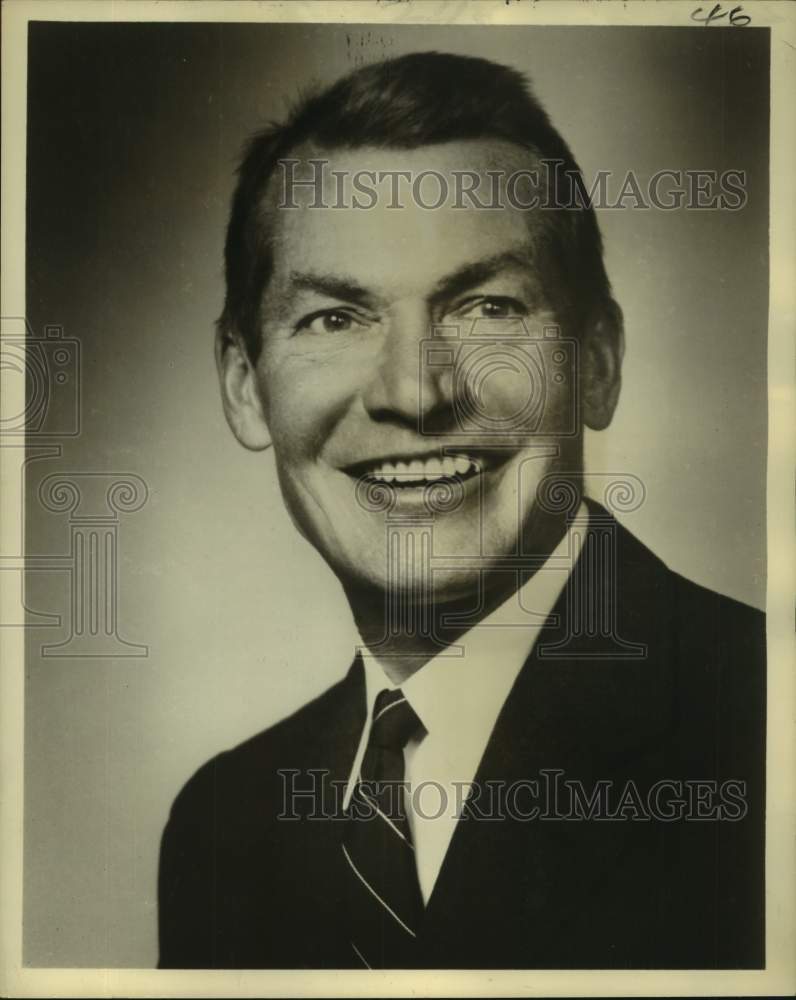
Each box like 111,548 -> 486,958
366,455 -> 479,483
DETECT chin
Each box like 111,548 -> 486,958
332,536 -> 510,606
341,572 -> 486,615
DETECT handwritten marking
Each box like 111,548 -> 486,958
691,4 -> 751,26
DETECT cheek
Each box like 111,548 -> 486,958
475,365 -> 539,420
258,352 -> 359,464
456,351 -> 576,436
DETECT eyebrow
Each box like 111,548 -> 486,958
427,250 -> 535,306
284,248 -> 538,312
286,272 -> 377,309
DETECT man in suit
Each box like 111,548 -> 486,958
158,52 -> 765,969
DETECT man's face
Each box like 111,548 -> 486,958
226,141 -> 615,601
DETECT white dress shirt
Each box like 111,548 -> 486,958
344,504 -> 587,904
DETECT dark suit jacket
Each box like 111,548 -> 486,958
158,502 -> 765,969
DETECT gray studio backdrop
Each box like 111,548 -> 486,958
23,23 -> 768,966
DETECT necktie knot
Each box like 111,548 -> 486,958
370,688 -> 422,752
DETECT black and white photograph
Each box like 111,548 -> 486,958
1,1 -> 794,995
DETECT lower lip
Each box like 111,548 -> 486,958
354,466 -> 491,512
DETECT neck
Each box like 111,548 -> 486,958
344,508 -> 573,686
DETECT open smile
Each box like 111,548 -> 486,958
343,450 -> 511,488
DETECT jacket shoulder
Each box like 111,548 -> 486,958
665,562 -> 766,665
166,664 -> 362,820
158,664 -> 363,968
605,503 -> 765,646
603,509 -> 766,747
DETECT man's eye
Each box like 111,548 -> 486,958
456,297 -> 527,319
297,310 -> 360,335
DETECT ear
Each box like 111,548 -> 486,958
580,298 -> 624,431
215,326 -> 272,451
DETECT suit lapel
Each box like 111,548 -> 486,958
324,653 -> 368,800
262,655 -> 366,965
418,505 -> 676,966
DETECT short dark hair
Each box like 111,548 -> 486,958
219,51 -> 613,361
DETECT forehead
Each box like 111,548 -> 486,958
265,140 -> 547,297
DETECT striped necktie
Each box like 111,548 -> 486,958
343,687 -> 425,969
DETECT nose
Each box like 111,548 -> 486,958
361,304 -> 452,430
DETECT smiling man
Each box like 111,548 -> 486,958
158,52 -> 765,970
